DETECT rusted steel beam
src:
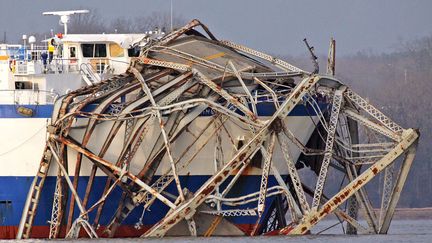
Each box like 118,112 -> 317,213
311,87 -> 345,209
143,125 -> 268,237
277,133 -> 310,214
20,18 -> 421,239
132,67 -> 186,202
219,40 -> 307,74
52,135 -> 177,209
143,76 -> 322,237
327,38 -> 336,76
344,89 -> 403,134
106,114 -> 228,236
192,69 -> 258,122
379,142 -> 418,233
345,163 -> 378,233
82,119 -> 125,209
156,19 -> 201,46
251,132 -> 277,235
279,128 -> 419,235
90,70 -> 180,225
136,97 -> 222,186
67,82 -> 142,231
16,146 -> 53,239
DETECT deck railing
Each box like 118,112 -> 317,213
0,89 -> 58,105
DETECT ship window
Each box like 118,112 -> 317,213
81,44 -> 107,58
95,44 -> 107,57
69,47 -> 76,58
110,43 -> 124,57
128,46 -> 140,57
15,81 -> 32,90
81,44 -> 93,57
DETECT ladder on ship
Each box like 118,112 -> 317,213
80,63 -> 101,86
16,146 -> 53,239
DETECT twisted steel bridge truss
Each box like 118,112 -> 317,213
17,19 -> 419,239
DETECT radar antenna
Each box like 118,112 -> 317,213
43,10 -> 89,35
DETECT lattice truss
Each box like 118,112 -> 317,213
17,19 -> 419,239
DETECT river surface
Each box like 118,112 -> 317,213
4,220 -> 431,242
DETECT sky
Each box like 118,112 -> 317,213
0,0 -> 431,56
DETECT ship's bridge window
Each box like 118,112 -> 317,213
128,46 -> 140,57
82,44 -> 93,57
95,44 -> 106,57
15,81 -> 32,90
110,43 -> 124,57
69,47 -> 76,58
81,44 -> 107,58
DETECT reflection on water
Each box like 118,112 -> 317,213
7,220 -> 432,243
314,219 -> 432,235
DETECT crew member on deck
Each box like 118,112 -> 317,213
48,39 -> 55,63
41,51 -> 48,73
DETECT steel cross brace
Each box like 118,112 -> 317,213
279,128 -> 419,235
143,120 -> 269,237
132,67 -> 186,202
379,143 -> 418,233
142,75 -> 322,237
105,115 -> 227,236
192,68 -> 258,122
52,135 -> 177,210
344,109 -> 399,141
312,87 -> 345,209
219,40 -> 307,74
277,133 -> 310,214
344,89 -> 403,134
257,133 -> 277,216
379,164 -> 394,226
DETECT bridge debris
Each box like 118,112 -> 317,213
17,19 -> 419,239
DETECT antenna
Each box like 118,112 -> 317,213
170,0 -> 173,31
303,38 -> 319,74
43,10 -> 89,35
327,38 -> 336,76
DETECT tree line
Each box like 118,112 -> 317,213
26,10 -> 187,43
67,9 -> 187,34
339,37 -> 432,207
25,10 -> 431,207
287,36 -> 431,208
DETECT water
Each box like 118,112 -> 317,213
4,220 -> 431,243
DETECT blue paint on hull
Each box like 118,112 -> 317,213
0,175 -> 286,227
0,101 -> 328,118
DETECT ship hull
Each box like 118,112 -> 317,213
0,103 -> 324,238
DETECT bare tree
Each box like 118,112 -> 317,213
69,10 -> 187,34
109,17 -> 135,33
132,11 -> 187,33
282,35 -> 432,208
67,9 -> 108,34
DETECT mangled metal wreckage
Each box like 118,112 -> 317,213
17,20 -> 419,239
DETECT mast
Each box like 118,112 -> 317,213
42,10 -> 89,35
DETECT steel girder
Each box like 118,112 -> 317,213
17,19 -> 419,239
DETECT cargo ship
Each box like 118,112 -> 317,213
0,10 -> 419,239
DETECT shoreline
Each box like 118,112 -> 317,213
389,207 -> 432,220
320,207 -> 432,220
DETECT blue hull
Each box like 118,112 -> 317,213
0,175 -> 286,237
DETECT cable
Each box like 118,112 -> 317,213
0,124 -> 46,156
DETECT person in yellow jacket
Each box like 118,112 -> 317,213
48,39 -> 55,63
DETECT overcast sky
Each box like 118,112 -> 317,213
1,0 -> 431,56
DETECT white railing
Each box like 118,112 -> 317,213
80,63 -> 101,85
13,58 -> 128,76
13,59 -> 80,75
0,90 -> 58,105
